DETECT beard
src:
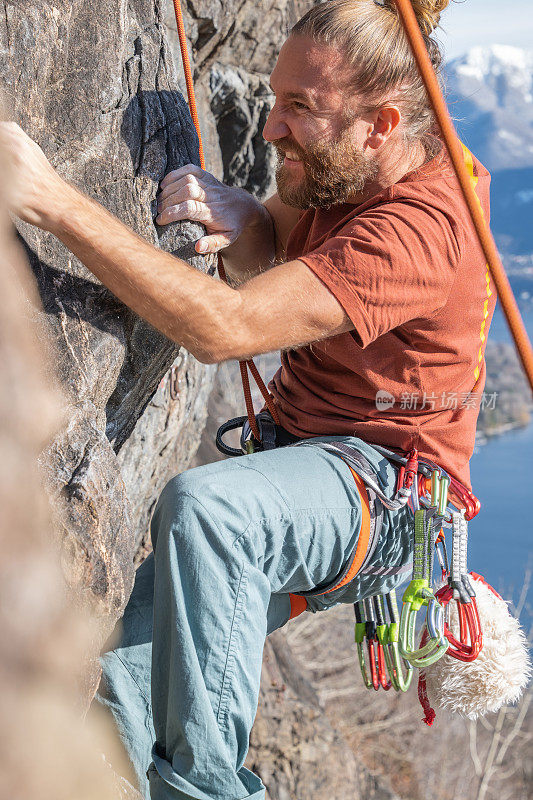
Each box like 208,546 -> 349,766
273,127 -> 379,210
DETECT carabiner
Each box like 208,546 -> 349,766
354,599 -> 392,690
354,603 -> 379,690
382,590 -> 412,692
373,595 -> 392,691
436,583 -> 483,662
435,531 -> 449,582
399,582 -> 448,667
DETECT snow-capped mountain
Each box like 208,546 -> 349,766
446,45 -> 533,172
446,46 -> 533,261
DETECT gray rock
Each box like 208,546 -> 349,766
0,0 -> 216,673
210,64 -> 277,197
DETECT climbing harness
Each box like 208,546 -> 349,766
169,0 -> 533,720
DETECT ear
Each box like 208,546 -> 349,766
365,105 -> 402,150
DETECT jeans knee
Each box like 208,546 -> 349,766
150,471 -> 223,557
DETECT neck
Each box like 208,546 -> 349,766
346,138 -> 430,206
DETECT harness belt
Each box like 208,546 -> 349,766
288,447 -> 385,619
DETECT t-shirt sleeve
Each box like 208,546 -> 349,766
297,199 -> 462,348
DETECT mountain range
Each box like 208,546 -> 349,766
446,45 -> 533,267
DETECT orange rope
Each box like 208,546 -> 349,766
393,0 -> 533,394
171,0 -> 205,170
171,0 -> 280,439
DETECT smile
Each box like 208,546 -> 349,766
283,155 -> 303,168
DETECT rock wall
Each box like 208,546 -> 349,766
0,0 -> 218,686
0,0 -> 313,678
162,0 -> 311,192
0,114 -> 141,800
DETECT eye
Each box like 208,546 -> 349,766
293,101 -> 308,110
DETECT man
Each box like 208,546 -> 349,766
1,1 -> 494,798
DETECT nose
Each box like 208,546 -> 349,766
262,102 -> 291,143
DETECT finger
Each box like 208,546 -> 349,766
160,164 -> 208,189
155,199 -> 211,226
158,174 -> 199,202
158,181 -> 206,210
0,121 -> 21,135
195,234 -> 233,254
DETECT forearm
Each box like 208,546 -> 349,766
220,202 -> 276,284
46,184 -> 242,363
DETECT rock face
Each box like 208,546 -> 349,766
0,0 -> 312,677
0,123 -> 142,800
0,0 -> 217,679
161,0 -> 311,190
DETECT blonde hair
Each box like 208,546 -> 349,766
291,0 -> 451,148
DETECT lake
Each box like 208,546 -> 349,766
469,422 -> 532,600
469,298 -> 532,607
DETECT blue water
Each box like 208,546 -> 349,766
469,423 -> 533,598
469,294 -> 533,603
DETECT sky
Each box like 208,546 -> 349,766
438,0 -> 533,61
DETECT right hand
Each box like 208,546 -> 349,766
156,164 -> 264,255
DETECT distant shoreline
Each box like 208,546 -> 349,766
476,416 -> 531,447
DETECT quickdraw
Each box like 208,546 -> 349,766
382,592 -> 413,692
399,507 -> 448,668
354,464 -> 484,702
354,598 -> 390,691
354,590 -> 412,692
435,511 -> 483,662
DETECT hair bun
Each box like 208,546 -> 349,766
382,0 -> 450,37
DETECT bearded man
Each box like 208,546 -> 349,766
0,1 -> 494,799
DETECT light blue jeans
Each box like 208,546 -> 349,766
96,436 -> 412,800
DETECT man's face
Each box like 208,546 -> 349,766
263,35 -> 379,209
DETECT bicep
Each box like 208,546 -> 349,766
232,259 -> 354,360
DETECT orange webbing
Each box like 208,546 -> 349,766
288,593 -> 308,620
288,468 -> 372,615
393,0 -> 533,394
312,467 -> 372,596
171,1 -> 280,439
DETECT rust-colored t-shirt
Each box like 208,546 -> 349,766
268,148 -> 495,487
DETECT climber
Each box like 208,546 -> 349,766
1,1 -> 495,798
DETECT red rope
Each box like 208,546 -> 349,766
171,0 -> 280,439
393,0 -> 533,394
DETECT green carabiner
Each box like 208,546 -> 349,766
399,509 -> 447,668
399,596 -> 448,667
382,590 -> 412,692
354,604 -> 374,689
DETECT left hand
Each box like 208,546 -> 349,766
0,122 -> 67,229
